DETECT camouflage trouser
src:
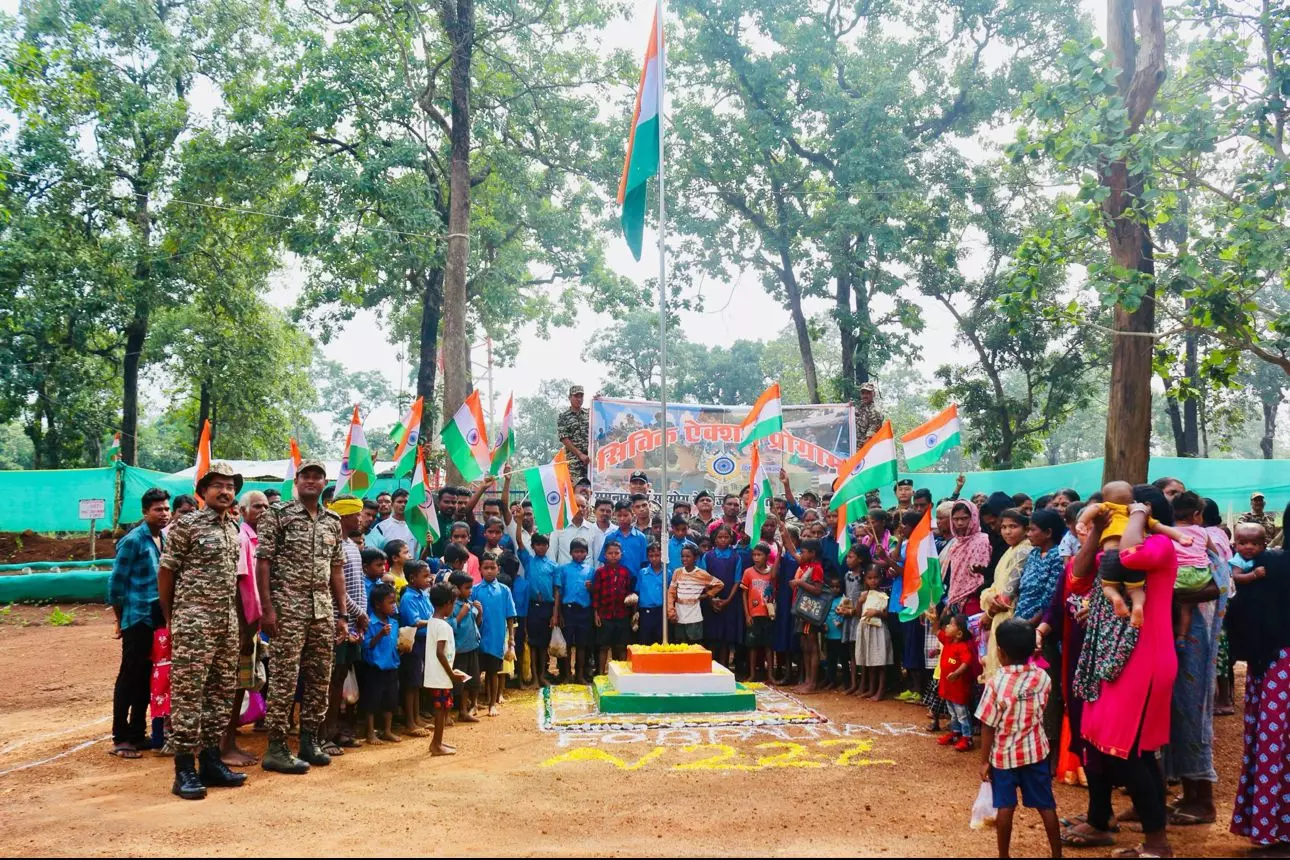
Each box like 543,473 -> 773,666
168,601 -> 238,755
567,458 -> 588,485
265,612 -> 334,741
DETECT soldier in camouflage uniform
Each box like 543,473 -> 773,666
557,384 -> 591,484
854,382 -> 886,508
159,462 -> 248,800
1240,491 -> 1281,542
256,459 -> 349,774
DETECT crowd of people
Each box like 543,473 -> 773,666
104,413 -> 1290,857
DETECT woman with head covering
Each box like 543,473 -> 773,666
1226,535 -> 1290,849
946,500 -> 991,615
977,508 -> 1032,684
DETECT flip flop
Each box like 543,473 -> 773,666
320,741 -> 345,757
1060,826 -> 1116,848
335,736 -> 361,748
108,744 -> 142,760
1060,814 -> 1120,833
1111,844 -> 1172,858
1167,809 -> 1216,826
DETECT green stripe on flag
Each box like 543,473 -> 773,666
441,421 -> 485,482
904,432 -> 962,471
621,115 -> 659,261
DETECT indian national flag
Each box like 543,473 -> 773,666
901,404 -> 962,471
406,445 -> 441,548
617,2 -> 662,261
737,383 -> 783,452
192,420 -> 210,500
897,508 -> 942,621
440,390 -> 492,482
744,444 -> 773,541
523,452 -> 579,535
104,432 -> 121,464
828,420 -> 897,512
282,438 -> 301,501
390,396 -> 424,478
335,406 -> 376,498
835,501 -> 855,566
489,393 -> 515,476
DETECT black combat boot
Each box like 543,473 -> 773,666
261,739 -> 310,774
172,754 -> 207,800
198,747 -> 248,787
297,731 -> 332,767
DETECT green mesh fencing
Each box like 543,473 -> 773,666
0,466 -> 117,533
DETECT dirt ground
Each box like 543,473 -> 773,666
0,532 -> 110,565
0,605 -> 1256,858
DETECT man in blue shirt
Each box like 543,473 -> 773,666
600,501 -> 649,582
472,557 -> 516,717
107,487 -> 170,758
557,540 -> 594,683
636,542 -> 667,645
518,531 -> 560,687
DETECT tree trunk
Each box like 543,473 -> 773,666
836,268 -> 855,403
1181,323 -> 1199,455
40,383 -> 59,468
417,267 -> 444,444
1100,0 -> 1165,485
438,0 -> 475,482
1262,399 -> 1277,459
783,266 -> 819,403
121,308 -> 147,467
1161,374 -> 1186,456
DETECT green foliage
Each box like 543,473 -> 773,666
513,378 -> 575,466
46,606 -> 75,627
0,423 -> 35,470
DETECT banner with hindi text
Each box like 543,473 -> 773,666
589,397 -> 856,501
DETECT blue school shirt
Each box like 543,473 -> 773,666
519,549 -> 560,603
825,595 -> 845,641
362,611 -> 401,669
600,526 -> 650,580
452,598 -> 481,652
510,571 -> 530,617
398,587 -> 432,641
363,575 -> 382,599
819,536 -> 843,578
637,564 -> 665,609
472,578 -> 517,659
667,535 -> 705,570
559,561 -> 594,607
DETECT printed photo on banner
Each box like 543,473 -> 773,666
589,397 -> 856,498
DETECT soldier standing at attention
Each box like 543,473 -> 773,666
854,381 -> 886,508
256,459 -> 349,775
558,384 -> 591,485
158,462 -> 247,800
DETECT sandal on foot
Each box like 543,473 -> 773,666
108,744 -> 142,759
1167,809 -> 1215,826
320,741 -> 344,757
1111,844 -> 1173,858
1060,825 -> 1116,848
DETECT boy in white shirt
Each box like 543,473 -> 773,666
424,583 -> 468,757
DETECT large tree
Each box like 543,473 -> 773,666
667,0 -> 1087,404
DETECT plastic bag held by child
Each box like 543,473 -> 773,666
969,781 -> 997,829
549,625 -> 568,659
342,667 -> 360,705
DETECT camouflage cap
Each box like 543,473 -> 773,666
570,384 -> 585,396
859,382 -> 877,393
297,458 -> 327,477
196,461 -> 244,495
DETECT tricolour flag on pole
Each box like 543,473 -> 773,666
744,444 -> 773,541
104,432 -> 121,464
828,420 -> 897,512
836,501 -> 854,566
737,383 -> 783,452
282,438 -> 302,501
523,453 -> 579,535
440,390 -> 492,482
897,508 -> 942,621
335,406 -> 376,498
900,403 -> 963,471
390,396 -> 424,478
489,393 -> 515,476
193,420 -> 211,489
406,445 -> 441,548
617,2 -> 662,261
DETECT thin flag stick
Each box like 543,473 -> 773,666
656,0 -> 670,644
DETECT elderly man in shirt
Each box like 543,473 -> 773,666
107,487 -> 171,759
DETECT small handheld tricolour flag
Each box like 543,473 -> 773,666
440,390 -> 492,482
897,508 -> 942,621
829,421 -> 897,512
523,452 -> 579,534
406,445 -> 441,548
335,406 -> 376,498
490,393 -> 515,477
901,404 -> 962,471
282,438 -> 301,501
617,1 -> 662,261
390,396 -> 424,478
744,444 -> 773,541
737,383 -> 783,452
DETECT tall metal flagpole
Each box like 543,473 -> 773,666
656,0 -> 670,645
